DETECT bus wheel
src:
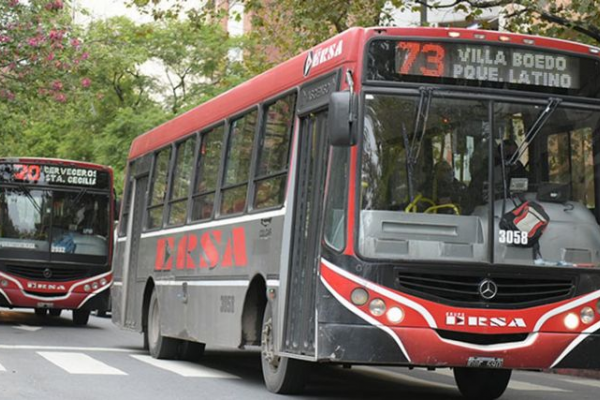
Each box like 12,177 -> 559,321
34,308 -> 48,317
178,340 -> 206,361
73,310 -> 90,326
454,368 -> 511,400
147,290 -> 179,359
260,303 -> 308,394
49,309 -> 62,317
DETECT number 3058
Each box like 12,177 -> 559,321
498,230 -> 528,245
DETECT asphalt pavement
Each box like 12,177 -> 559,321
1,309 -> 599,400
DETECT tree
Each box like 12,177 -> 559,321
0,0 -> 90,105
130,0 -> 600,71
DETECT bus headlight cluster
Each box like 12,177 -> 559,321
386,307 -> 405,324
580,307 -> 595,324
350,288 -> 369,306
82,277 -> 110,293
369,298 -> 386,317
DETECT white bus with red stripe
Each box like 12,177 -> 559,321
112,27 -> 600,399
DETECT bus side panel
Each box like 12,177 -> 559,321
140,214 -> 285,347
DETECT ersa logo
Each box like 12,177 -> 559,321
154,227 -> 248,271
303,40 -> 344,77
446,312 -> 527,328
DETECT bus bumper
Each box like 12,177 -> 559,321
0,271 -> 112,310
317,323 -> 600,369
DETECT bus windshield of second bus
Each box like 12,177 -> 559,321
0,163 -> 111,260
359,38 -> 600,269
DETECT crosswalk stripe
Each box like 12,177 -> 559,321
38,352 -> 127,375
0,361 -> 6,372
433,369 -> 566,392
508,380 -> 566,392
356,367 -> 456,390
131,355 -> 239,378
563,378 -> 600,388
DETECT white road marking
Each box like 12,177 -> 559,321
507,381 -> 566,392
131,355 -> 239,378
433,369 -> 565,392
0,345 -> 140,353
38,352 -> 127,375
355,367 -> 456,390
13,325 -> 42,332
563,378 -> 600,388
0,361 -> 6,372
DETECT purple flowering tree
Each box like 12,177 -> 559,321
0,0 -> 90,104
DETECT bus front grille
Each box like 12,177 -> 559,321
6,265 -> 89,281
395,271 -> 575,307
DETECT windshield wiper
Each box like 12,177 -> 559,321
507,97 -> 562,166
405,87 -> 435,202
14,186 -> 42,214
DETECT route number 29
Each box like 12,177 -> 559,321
498,230 -> 528,245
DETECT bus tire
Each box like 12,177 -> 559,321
178,340 -> 206,361
49,309 -> 62,317
147,290 -> 179,359
454,368 -> 511,400
34,308 -> 48,317
260,302 -> 308,394
73,310 -> 90,326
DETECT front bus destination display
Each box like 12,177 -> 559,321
112,27 -> 600,400
0,158 -> 114,325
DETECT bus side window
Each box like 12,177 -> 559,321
167,137 -> 195,226
253,93 -> 296,210
146,147 -> 172,229
191,125 -> 224,221
220,110 -> 258,216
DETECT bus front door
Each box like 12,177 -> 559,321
283,111 -> 329,357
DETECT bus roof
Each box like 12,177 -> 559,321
129,26 -> 600,160
0,157 -> 112,172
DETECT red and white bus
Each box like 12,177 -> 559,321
112,27 -> 600,399
0,158 -> 114,325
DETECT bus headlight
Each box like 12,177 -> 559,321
386,307 -> 404,324
1,280 -> 8,287
84,284 -> 91,292
350,288 -> 369,306
564,313 -> 579,330
580,307 -> 595,324
369,298 -> 386,317
597,300 -> 600,315
92,282 -> 99,290
100,278 -> 108,286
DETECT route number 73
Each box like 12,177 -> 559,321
398,42 -> 445,77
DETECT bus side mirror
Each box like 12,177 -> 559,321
328,91 -> 356,146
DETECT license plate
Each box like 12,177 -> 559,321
467,357 -> 504,368
36,302 -> 54,308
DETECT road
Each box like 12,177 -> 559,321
1,309 -> 599,400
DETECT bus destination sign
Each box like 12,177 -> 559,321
0,163 -> 109,189
395,41 -> 580,89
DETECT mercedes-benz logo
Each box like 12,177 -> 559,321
478,279 -> 498,300
42,268 -> 52,279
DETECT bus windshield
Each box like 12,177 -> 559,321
0,188 -> 110,257
360,92 -> 600,267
